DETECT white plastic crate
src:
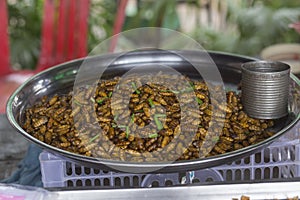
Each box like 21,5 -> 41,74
136,139 -> 300,187
39,122 -> 300,188
39,152 -> 224,188
39,152 -> 146,188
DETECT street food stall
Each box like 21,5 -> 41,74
1,49 -> 300,199
1,1 -> 300,200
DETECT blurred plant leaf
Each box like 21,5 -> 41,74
8,0 -> 43,70
191,26 -> 238,52
223,1 -> 300,56
88,0 -> 117,51
123,0 -> 180,30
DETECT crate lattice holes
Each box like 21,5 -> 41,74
39,124 -> 300,188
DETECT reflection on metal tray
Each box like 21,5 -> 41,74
6,50 -> 300,173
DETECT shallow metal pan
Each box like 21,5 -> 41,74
6,50 -> 300,173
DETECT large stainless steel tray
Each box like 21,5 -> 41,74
6,50 -> 300,173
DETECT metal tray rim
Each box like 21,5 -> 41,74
6,50 -> 300,173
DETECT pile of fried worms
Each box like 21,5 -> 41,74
23,74 -> 275,162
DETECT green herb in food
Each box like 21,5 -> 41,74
148,98 -> 155,108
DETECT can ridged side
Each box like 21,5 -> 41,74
241,61 -> 290,119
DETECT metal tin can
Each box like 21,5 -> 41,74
241,61 -> 290,119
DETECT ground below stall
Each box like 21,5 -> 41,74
0,114 -> 29,179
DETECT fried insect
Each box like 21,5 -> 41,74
23,73 -> 275,162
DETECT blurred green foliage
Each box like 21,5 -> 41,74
253,0 -> 300,9
123,0 -> 180,30
8,0 -> 43,70
6,0 -> 300,70
88,0 -> 117,52
192,0 -> 300,56
7,0 -> 117,70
